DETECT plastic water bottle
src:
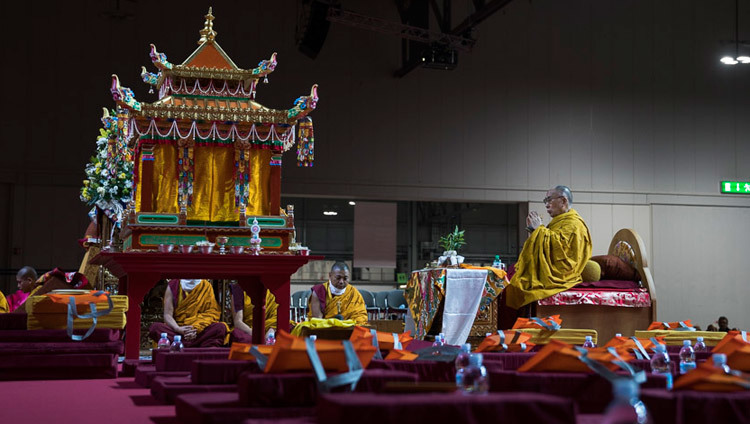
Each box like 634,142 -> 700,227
170,335 -> 184,352
678,340 -> 696,374
265,329 -> 276,345
455,344 -> 472,370
459,353 -> 488,394
693,336 -> 707,352
602,379 -> 650,424
157,332 -> 171,349
492,255 -> 503,269
615,333 -> 623,338
432,333 -> 445,355
649,343 -> 673,390
712,353 -> 731,374
583,335 -> 596,348
454,344 -> 472,388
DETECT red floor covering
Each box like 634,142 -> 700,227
0,377 -> 178,424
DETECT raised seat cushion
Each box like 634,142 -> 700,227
573,280 -> 640,290
0,328 -> 121,343
0,313 -> 28,330
590,255 -> 639,281
0,341 -> 123,355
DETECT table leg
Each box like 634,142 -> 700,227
120,272 -> 158,359
237,276 -> 265,345
265,275 -> 291,335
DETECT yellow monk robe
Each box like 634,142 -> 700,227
174,280 -> 228,333
309,282 -> 369,326
0,291 -> 8,313
240,290 -> 278,333
505,208 -> 592,309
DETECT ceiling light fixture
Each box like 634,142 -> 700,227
721,0 -> 749,65
323,211 -> 338,216
348,201 -> 356,206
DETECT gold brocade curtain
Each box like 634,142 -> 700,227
192,145 -> 235,222
246,148 -> 271,216
136,144 -> 179,213
138,143 -> 271,222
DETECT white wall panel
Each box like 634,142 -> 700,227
653,205 -> 750,331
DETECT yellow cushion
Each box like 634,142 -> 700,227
581,260 -> 601,282
634,330 -> 725,346
521,328 -> 598,345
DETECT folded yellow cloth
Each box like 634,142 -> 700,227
291,317 -> 356,337
521,328 -> 598,345
634,330 -> 725,346
26,295 -> 128,330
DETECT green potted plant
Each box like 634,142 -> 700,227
438,226 -> 466,267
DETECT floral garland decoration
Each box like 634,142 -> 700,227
80,109 -> 134,219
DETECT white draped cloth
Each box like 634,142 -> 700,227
441,268 -> 487,346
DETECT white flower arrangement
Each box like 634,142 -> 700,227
195,241 -> 215,247
80,110 -> 134,216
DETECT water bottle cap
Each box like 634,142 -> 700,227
161,333 -> 168,338
615,333 -> 622,337
585,336 -> 592,341
174,335 -> 181,341
713,353 -> 728,365
309,335 -> 317,341
495,255 -> 500,260
469,353 -> 483,366
462,343 -> 471,353
683,340 -> 691,346
696,336 -> 703,342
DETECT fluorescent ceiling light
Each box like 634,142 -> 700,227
721,56 -> 739,65
738,55 -> 750,63
323,211 -> 338,216
349,201 -> 356,206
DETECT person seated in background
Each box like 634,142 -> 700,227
500,186 -> 592,328
148,279 -> 228,347
707,316 -> 736,332
12,266 -> 90,314
0,290 -> 8,313
229,283 -> 278,343
309,262 -> 368,326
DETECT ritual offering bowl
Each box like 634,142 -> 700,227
298,247 -> 310,256
230,245 -> 245,254
199,245 -> 214,254
179,245 -> 193,254
158,244 -> 174,253
216,236 -> 229,254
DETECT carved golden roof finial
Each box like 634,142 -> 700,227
198,7 -> 217,44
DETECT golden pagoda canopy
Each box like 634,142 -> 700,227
110,7 -> 318,151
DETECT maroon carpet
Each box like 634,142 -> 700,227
0,377 -> 177,424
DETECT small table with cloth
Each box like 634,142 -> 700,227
405,266 -> 508,345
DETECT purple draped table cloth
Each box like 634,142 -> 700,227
317,392 -> 578,424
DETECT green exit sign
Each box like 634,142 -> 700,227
721,181 -> 750,194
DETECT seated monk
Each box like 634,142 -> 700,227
500,185 -> 592,328
308,262 -> 368,326
12,266 -> 89,314
148,279 -> 228,347
229,283 -> 278,343
0,290 -> 8,313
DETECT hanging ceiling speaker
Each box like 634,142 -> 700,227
296,0 -> 337,59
